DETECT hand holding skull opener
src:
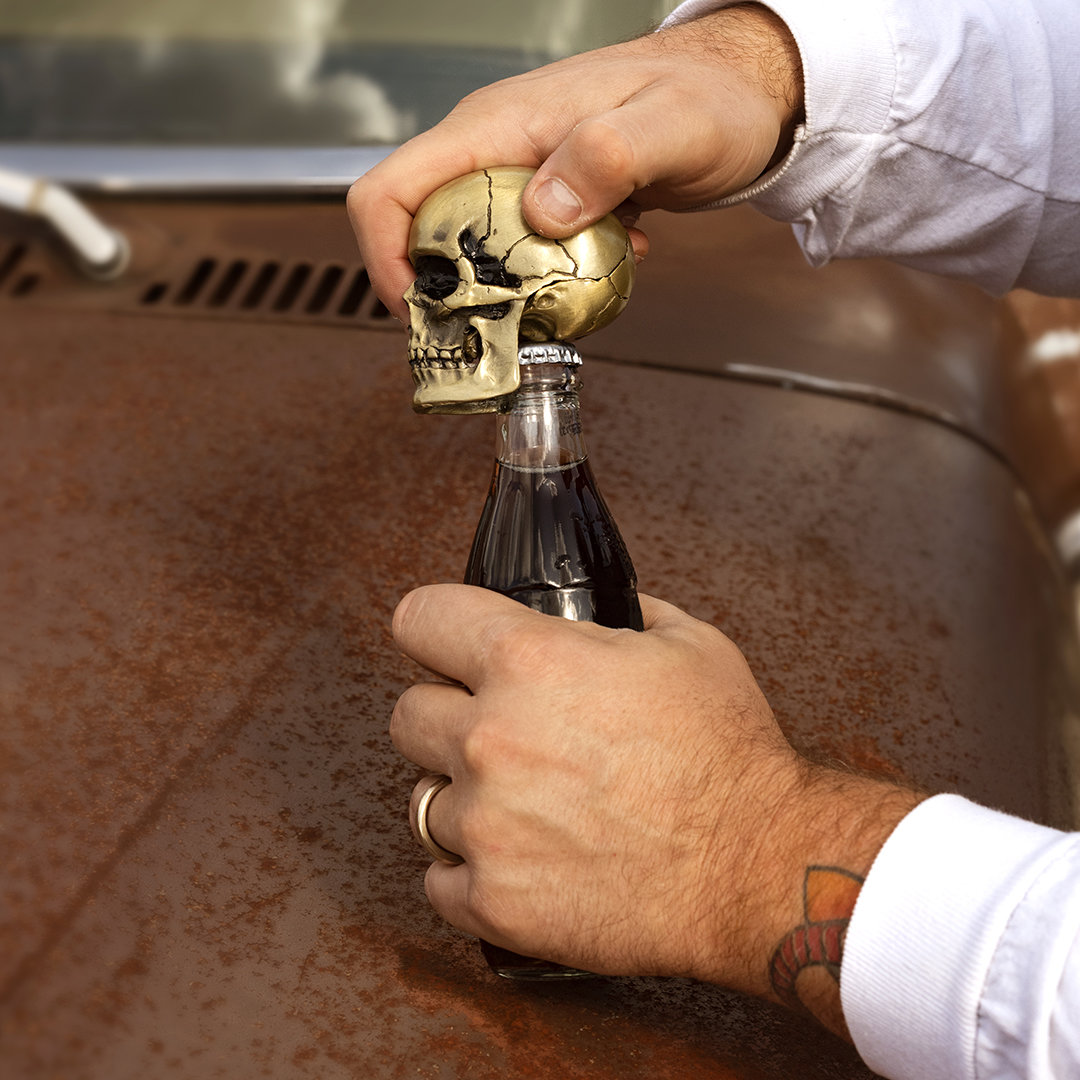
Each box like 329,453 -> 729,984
404,166 -> 635,413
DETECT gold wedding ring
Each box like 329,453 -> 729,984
410,773 -> 464,865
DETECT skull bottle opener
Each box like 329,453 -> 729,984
404,166 -> 635,413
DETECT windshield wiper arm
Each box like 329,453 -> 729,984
0,165 -> 129,280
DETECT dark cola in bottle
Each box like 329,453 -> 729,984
464,342 -> 642,979
465,343 -> 642,631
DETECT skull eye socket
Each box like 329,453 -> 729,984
413,255 -> 459,301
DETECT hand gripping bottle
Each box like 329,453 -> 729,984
464,343 -> 641,979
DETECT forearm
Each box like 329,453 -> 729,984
698,761 -> 924,1038
658,4 -> 804,174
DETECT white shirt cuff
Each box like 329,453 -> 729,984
661,0 -> 896,217
841,794 -> 1068,1080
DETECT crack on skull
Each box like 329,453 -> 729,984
482,169 -> 495,246
598,249 -> 633,300
551,239 -> 580,277
458,228 -> 523,291
591,290 -> 624,326
405,166 -> 634,411
611,249 -> 633,298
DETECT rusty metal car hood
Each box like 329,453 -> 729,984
1,196 -> 1077,1079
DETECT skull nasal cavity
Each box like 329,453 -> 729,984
414,255 -> 459,301
459,229 -> 522,289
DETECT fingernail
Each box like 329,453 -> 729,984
534,177 -> 583,227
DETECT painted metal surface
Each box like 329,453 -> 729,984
0,145 -> 392,193
0,200 -> 1076,1077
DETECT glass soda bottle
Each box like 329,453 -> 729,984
463,342 -> 643,979
465,342 -> 642,630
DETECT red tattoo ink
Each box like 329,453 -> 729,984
769,865 -> 864,1006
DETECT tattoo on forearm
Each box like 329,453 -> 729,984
769,866 -> 864,1006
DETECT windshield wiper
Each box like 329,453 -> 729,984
0,165 -> 128,280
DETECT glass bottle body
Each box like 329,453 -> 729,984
463,359 -> 642,979
465,363 -> 643,630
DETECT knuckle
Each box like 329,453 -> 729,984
388,682 -> 424,745
423,863 -> 449,912
569,117 -> 637,183
444,88 -> 507,135
464,876 -> 518,941
345,174 -> 367,210
391,586 -> 425,645
460,715 -> 506,778
449,85 -> 493,115
346,171 -> 385,222
481,615 -> 551,679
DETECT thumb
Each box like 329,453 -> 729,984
521,86 -> 777,239
522,112 -> 642,238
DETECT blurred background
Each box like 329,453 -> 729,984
0,0 -> 680,145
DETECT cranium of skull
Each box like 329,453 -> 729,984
404,166 -> 634,413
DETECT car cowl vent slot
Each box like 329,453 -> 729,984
139,255 -> 390,323
0,241 -> 41,299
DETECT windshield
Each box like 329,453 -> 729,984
0,0 -> 678,146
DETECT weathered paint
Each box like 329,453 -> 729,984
0,202 -> 1075,1078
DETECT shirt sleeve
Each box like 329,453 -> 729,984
839,793 -> 1080,1080
662,0 -> 1080,297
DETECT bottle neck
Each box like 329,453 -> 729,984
495,363 -> 587,469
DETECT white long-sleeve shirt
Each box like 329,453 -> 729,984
843,795 -> 1080,1080
660,2 -> 1080,1076
664,0 -> 1080,297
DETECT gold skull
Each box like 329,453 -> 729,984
404,166 -> 634,413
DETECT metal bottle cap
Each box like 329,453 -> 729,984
517,342 -> 582,366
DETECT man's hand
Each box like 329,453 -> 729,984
348,4 -> 804,322
390,585 -> 922,1035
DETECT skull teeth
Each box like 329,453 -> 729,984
408,344 -> 472,370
